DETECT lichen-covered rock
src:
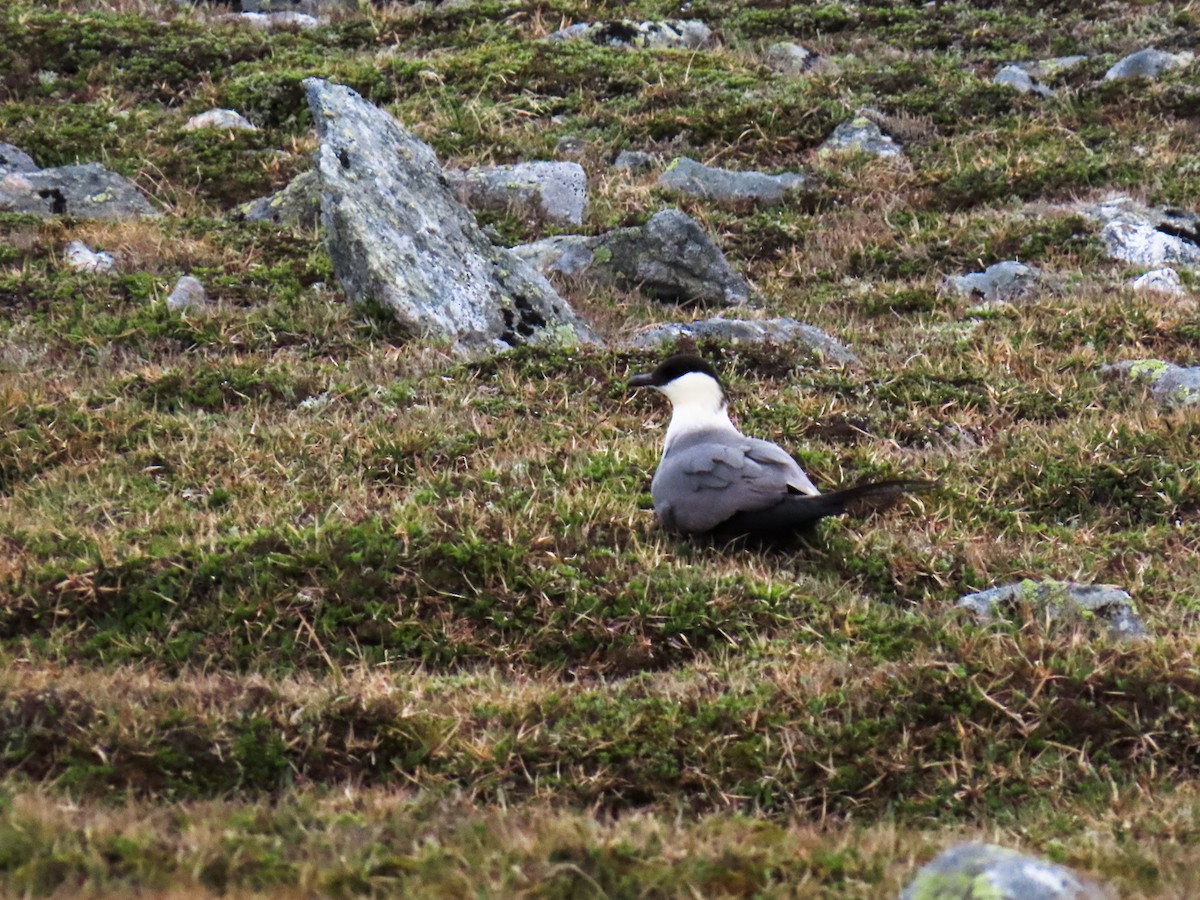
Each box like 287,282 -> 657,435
64,241 -> 115,274
902,843 -> 1112,900
628,317 -> 859,364
819,116 -> 904,158
443,162 -> 588,226
944,261 -> 1046,305
1101,220 -> 1200,269
1101,359 -> 1200,407
167,275 -> 207,313
658,156 -> 811,205
0,143 -> 37,175
184,108 -> 257,131
763,42 -> 816,76
1132,266 -> 1186,295
304,78 -> 596,353
545,19 -> 712,49
958,580 -> 1146,639
0,163 -> 158,219
1104,47 -> 1193,80
1024,55 -> 1088,78
237,170 -> 321,227
512,209 -> 751,306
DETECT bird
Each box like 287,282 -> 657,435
629,354 -> 932,540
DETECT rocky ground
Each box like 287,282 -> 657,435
1,0 -> 1199,896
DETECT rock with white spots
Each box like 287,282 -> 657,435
184,109 -> 257,132
959,580 -> 1146,639
167,275 -> 207,312
819,116 -> 904,158
901,843 -> 1112,900
1132,267 -> 1186,295
64,241 -> 116,274
1105,47 -> 1193,81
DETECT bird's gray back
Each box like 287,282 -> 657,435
651,429 -> 817,533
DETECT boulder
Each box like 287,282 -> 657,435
1105,47 -> 1192,80
902,843 -> 1111,900
658,156 -> 811,205
545,20 -> 712,50
628,317 -> 859,364
512,208 -> 751,306
1101,359 -> 1200,407
958,580 -> 1146,639
0,163 -> 158,219
1081,196 -> 1200,268
303,78 -> 596,353
443,161 -> 588,226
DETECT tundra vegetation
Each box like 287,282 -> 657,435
1,0 -> 1199,896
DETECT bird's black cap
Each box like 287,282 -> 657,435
629,354 -> 722,389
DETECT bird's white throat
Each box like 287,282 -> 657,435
659,371 -> 738,451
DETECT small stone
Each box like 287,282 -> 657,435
1101,359 -> 1200,407
763,42 -> 816,76
545,19 -> 712,50
444,161 -> 588,226
902,843 -> 1111,900
1105,47 -> 1193,80
658,156 -> 811,205
958,580 -> 1147,639
613,150 -> 654,171
1132,267 -> 1186,295
226,11 -> 319,29
167,275 -> 207,313
64,241 -> 116,274
184,109 -> 257,132
628,317 -> 859,364
945,261 -> 1045,304
819,116 -> 904,158
993,65 -> 1053,96
555,135 -> 587,157
1024,55 -> 1087,78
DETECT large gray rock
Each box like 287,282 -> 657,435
1101,220 -> 1200,269
902,843 -> 1111,900
0,143 -> 37,175
1105,47 -> 1192,80
629,317 -> 859,364
0,163 -> 158,219
443,162 -> 588,226
512,208 -> 751,306
303,78 -> 595,353
1082,196 -> 1200,268
237,170 -> 321,227
944,261 -> 1046,305
1101,359 -> 1200,407
959,580 -> 1146,640
545,19 -> 712,49
658,156 -> 811,205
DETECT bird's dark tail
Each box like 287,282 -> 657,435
713,479 -> 935,540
